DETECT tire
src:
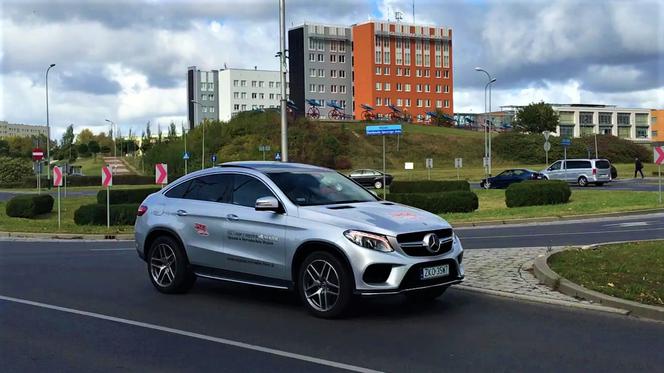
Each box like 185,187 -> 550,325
297,251 -> 353,318
405,286 -> 447,303
578,176 -> 588,187
374,180 -> 383,189
542,176 -> 549,181
147,235 -> 196,294
482,181 -> 491,189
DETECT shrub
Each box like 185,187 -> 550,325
74,203 -> 139,225
505,180 -> 571,208
387,191 -> 478,213
389,180 -> 470,194
5,194 -> 54,218
0,157 -> 33,184
96,187 -> 160,205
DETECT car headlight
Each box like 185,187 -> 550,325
343,230 -> 394,252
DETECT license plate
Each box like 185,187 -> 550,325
421,264 -> 449,280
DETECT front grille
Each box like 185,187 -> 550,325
399,259 -> 460,290
397,228 -> 454,257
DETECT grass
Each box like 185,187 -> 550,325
443,189 -> 662,224
0,195 -> 134,234
549,241 -> 664,306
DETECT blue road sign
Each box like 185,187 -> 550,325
561,138 -> 572,147
366,124 -> 403,136
183,152 -> 190,160
211,154 -> 217,163
275,152 -> 281,161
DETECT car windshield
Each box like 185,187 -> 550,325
268,171 -> 379,206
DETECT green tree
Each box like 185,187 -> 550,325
77,143 -> 89,156
513,102 -> 559,134
0,139 -> 9,156
168,122 -> 177,140
88,140 -> 100,159
76,128 -> 94,144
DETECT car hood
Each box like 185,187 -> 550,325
297,201 -> 451,236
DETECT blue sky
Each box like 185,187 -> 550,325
1,0 -> 662,139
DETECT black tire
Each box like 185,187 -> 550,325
481,181 -> 491,189
578,176 -> 588,187
374,180 -> 383,189
405,286 -> 447,302
147,235 -> 196,294
297,251 -> 353,318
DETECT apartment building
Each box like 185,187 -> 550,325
652,109 -> 664,143
187,66 -> 219,128
288,23 -> 353,118
352,21 -> 453,121
218,68 -> 284,121
0,121 -> 48,138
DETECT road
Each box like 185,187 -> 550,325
470,178 -> 662,192
1,214 -> 663,372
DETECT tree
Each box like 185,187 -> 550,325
0,139 -> 9,156
145,121 -> 152,139
76,128 -> 94,144
77,143 -> 89,156
168,122 -> 177,140
513,101 -> 559,134
88,140 -> 100,159
157,123 -> 163,143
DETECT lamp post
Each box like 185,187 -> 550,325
46,63 -> 56,183
278,0 -> 288,162
105,119 -> 116,157
191,99 -> 203,169
475,67 -> 496,177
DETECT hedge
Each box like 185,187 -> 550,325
96,187 -> 161,205
387,191 -> 478,213
505,180 -> 571,208
5,194 -> 54,218
0,174 -> 156,189
74,203 -> 139,225
389,180 -> 470,194
0,157 -> 33,184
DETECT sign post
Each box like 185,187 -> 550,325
561,138 -> 571,180
366,124 -> 403,198
102,166 -> 113,229
259,145 -> 271,161
655,146 -> 664,204
455,158 -> 463,180
425,158 -> 433,180
32,148 -> 44,194
155,163 -> 168,187
543,131 -> 551,165
182,152 -> 190,175
53,166 -> 63,229
210,154 -> 217,167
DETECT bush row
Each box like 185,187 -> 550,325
0,174 -> 157,189
5,194 -> 54,218
96,187 -> 160,205
505,180 -> 571,208
389,180 -> 470,194
387,191 -> 479,214
74,203 -> 139,226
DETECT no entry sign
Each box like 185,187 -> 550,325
155,163 -> 168,184
102,166 -> 113,187
53,166 -> 63,187
32,148 -> 44,161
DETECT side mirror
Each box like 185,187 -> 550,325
255,196 -> 281,212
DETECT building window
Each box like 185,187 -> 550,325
435,70 -> 441,78
396,68 -> 402,76
309,53 -> 315,61
251,81 -> 257,87
318,84 -> 325,93
425,84 -> 430,92
397,98 -> 403,106
376,97 -> 382,106
310,68 -> 316,77
330,70 -> 337,78
201,94 -> 206,101
444,100 -> 450,108
241,104 -> 247,110
384,50 -> 390,64
241,80 -> 247,86
444,70 -> 449,78
233,92 -> 239,99
340,99 -> 346,108
560,126 -> 574,138
580,126 -> 594,136
599,112 -> 612,125
276,82 -> 281,88
635,113 -> 648,126
318,69 -> 325,77
405,98 -> 411,107
417,99 -> 423,107
405,84 -> 411,92
241,92 -> 247,99
617,113 -> 631,125
340,85 -> 346,94
416,69 -> 422,77
425,69 -> 430,77
385,83 -> 391,91
339,55 -> 345,63
385,98 -> 391,106
259,93 -> 264,99
233,80 -> 239,87
202,106 -> 207,113
339,42 -> 346,52
375,67 -> 381,75
618,126 -> 630,138
318,54 -> 324,62
579,112 -> 593,125
652,130 -> 658,138
396,83 -> 402,91
444,85 -> 449,93
376,82 -> 382,90
317,39 -> 324,51
252,93 -> 257,99
405,68 -> 411,76
436,100 -> 442,108
330,85 -> 337,93
269,81 -> 274,88
330,54 -> 337,63
636,127 -> 648,138
234,104 -> 240,111
558,111 -> 574,124
258,81 -> 264,88
425,99 -> 431,107
339,70 -> 346,78
209,107 -> 215,113
384,67 -> 390,75
416,84 -> 422,92
375,51 -> 382,64
330,40 -> 337,52
443,55 -> 449,68
269,93 -> 275,99
309,37 -> 316,50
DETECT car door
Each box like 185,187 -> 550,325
546,161 -> 563,180
221,173 -> 288,280
493,170 -> 510,188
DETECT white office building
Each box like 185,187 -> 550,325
218,68 -> 286,121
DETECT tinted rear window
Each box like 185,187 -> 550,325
567,161 -> 592,169
595,160 -> 611,169
165,180 -> 192,199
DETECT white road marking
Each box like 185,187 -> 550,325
88,248 -> 135,252
460,227 -> 664,240
605,222 -> 649,228
0,294 -> 381,373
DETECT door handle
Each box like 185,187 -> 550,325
176,209 -> 188,216
226,214 -> 239,221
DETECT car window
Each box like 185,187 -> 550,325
497,170 -> 510,177
183,174 -> 232,203
567,161 -> 592,169
595,160 -> 611,169
512,170 -> 525,176
232,174 -> 275,207
165,180 -> 192,199
548,161 -> 562,171
268,171 -> 379,206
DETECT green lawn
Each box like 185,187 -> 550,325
549,241 -> 664,306
443,189 -> 662,224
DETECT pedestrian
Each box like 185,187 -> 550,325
634,157 -> 644,178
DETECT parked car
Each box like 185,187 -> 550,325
135,162 -> 464,318
480,169 -> 544,189
541,159 -> 612,186
348,169 -> 393,189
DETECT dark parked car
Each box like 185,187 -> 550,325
348,169 -> 393,189
480,169 -> 544,189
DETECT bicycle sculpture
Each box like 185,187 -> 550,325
360,104 -> 376,121
327,101 -> 345,120
305,99 -> 322,119
426,111 -> 456,126
287,100 -> 299,120
387,104 -> 411,122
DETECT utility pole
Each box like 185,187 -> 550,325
279,0 -> 288,162
475,67 -> 495,177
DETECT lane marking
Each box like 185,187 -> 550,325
460,227 -> 664,240
605,222 -> 649,228
0,294 -> 381,373
88,248 -> 135,252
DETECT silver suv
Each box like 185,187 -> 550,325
541,158 -> 612,187
134,162 -> 464,318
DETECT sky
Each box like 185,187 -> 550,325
1,0 -> 663,140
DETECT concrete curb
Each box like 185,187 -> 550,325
0,231 -> 134,241
455,284 -> 629,316
533,242 -> 664,322
452,208 -> 664,228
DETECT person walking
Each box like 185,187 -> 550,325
634,157 -> 644,178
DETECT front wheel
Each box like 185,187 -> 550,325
578,176 -> 588,187
374,180 -> 383,189
298,252 -> 353,318
147,236 -> 196,294
406,286 -> 447,302
481,181 -> 491,189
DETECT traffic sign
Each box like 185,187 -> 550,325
655,146 -> 664,165
425,158 -> 433,169
102,166 -> 113,187
366,124 -> 402,136
211,154 -> 217,164
32,148 -> 44,161
561,138 -> 571,147
275,152 -> 281,161
259,145 -> 271,152
53,166 -> 63,187
182,152 -> 190,160
455,158 -> 463,169
543,141 -> 551,152
543,131 -> 551,141
155,163 -> 168,184
404,162 -> 414,170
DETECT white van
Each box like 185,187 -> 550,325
541,159 -> 612,187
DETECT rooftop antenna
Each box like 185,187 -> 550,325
412,0 -> 415,23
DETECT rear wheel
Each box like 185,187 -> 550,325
406,286 -> 447,302
578,176 -> 588,187
297,251 -> 353,318
147,236 -> 196,294
374,180 -> 383,189
481,181 -> 491,189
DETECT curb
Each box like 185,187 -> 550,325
533,242 -> 664,322
452,208 -> 664,228
0,231 -> 134,241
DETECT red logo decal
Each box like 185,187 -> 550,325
194,223 -> 209,236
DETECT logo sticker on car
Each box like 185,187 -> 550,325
390,211 -> 420,220
194,223 -> 209,236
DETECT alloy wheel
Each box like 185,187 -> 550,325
150,243 -> 177,287
303,259 -> 340,312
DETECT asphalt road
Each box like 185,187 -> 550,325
470,178 -> 662,192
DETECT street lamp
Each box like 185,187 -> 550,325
475,67 -> 496,177
105,119 -> 116,157
278,0 -> 288,162
46,63 -> 56,182
191,99 -> 203,169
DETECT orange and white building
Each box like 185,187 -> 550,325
351,21 -> 453,122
